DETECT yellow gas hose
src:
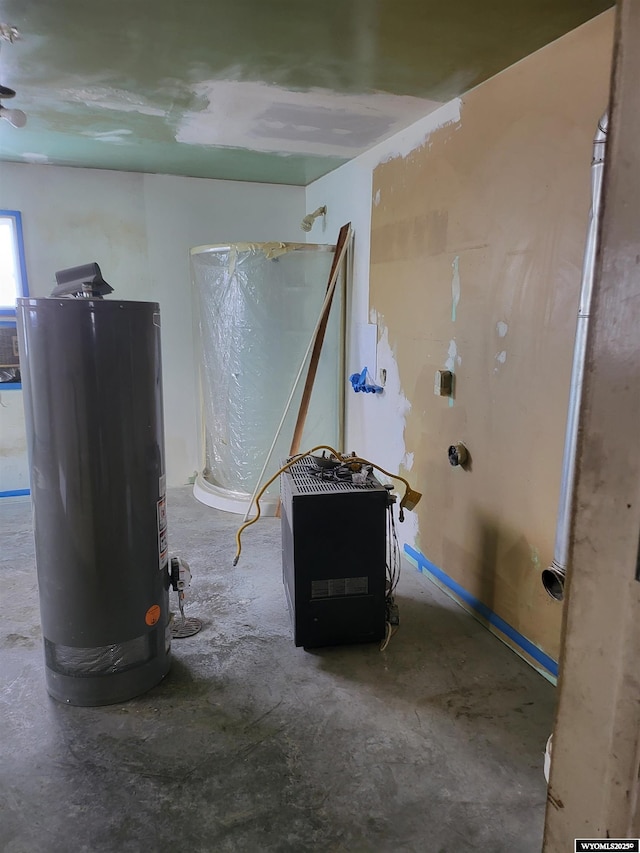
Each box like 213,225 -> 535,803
233,445 -> 420,565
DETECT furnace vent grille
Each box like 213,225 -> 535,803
311,576 -> 369,599
285,458 -> 381,496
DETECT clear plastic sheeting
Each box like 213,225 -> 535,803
44,634 -> 154,676
191,242 -> 342,501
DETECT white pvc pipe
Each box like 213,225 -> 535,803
542,114 -> 608,601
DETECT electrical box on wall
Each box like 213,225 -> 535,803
280,457 -> 388,648
434,369 -> 453,396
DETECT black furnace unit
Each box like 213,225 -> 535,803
280,457 -> 388,648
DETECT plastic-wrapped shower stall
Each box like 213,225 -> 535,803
191,242 -> 343,515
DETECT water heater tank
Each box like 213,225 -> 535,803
17,297 -> 171,706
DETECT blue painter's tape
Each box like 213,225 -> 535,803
404,544 -> 559,678
0,383 -> 22,390
0,489 -> 30,498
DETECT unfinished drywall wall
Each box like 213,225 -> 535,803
304,99 -> 462,475
0,164 -> 304,488
368,12 -> 614,666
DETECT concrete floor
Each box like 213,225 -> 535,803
1,487 -> 555,853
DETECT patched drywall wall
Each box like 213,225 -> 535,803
0,164 -> 304,489
368,12 -> 614,663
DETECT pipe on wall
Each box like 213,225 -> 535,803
542,113 -> 608,601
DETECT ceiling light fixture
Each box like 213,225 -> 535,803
0,23 -> 21,43
0,24 -> 27,128
0,104 -> 27,127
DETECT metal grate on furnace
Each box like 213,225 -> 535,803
286,458 -> 379,495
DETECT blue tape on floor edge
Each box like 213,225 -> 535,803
0,489 -> 30,498
404,544 -> 558,679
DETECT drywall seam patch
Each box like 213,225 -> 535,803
21,153 -> 49,164
372,322 -> 419,550
176,78 -> 444,158
60,85 -> 167,117
366,97 -> 462,169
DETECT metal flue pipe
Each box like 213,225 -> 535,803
542,113 -> 608,601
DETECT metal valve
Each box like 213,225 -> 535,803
175,557 -> 192,592
170,556 -> 190,592
170,556 -> 192,613
169,557 -> 202,638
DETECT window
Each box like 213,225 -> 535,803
0,210 -> 28,315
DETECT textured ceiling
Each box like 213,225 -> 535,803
0,0 -> 612,186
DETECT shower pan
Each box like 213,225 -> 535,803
191,241 -> 344,515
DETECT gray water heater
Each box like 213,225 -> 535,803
17,289 -> 171,706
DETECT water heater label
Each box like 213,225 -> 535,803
157,496 -> 168,570
145,604 -> 161,626
157,496 -> 167,528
